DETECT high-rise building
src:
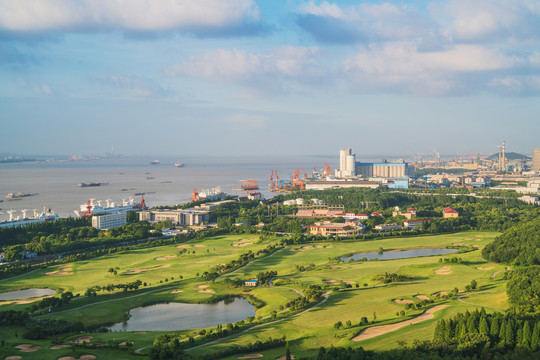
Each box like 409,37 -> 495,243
533,148 -> 540,171
336,148 -> 356,177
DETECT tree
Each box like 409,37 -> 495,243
285,341 -> 291,360
531,321 -> 540,351
490,316 -> 500,340
521,320 -> 532,349
471,279 -> 478,290
479,316 -> 489,335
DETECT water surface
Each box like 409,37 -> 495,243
0,288 -> 56,301
341,248 -> 458,262
108,297 -> 255,332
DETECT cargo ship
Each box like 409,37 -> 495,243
0,208 -> 59,228
5,192 -> 37,200
78,182 -> 108,187
74,196 -> 147,217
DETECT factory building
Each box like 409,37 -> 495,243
356,161 -> 413,178
335,148 -> 414,178
533,148 -> 540,171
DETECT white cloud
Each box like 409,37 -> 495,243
343,41 -> 530,95
168,47 -> 320,80
445,0 -> 540,41
344,42 -> 518,75
0,0 -> 260,32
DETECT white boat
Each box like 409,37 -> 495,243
174,162 -> 184,167
0,208 -> 59,228
74,196 -> 147,217
198,187 -> 226,200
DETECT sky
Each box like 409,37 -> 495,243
1,0 -> 539,159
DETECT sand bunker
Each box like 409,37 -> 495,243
475,239 -> 482,241
323,279 -> 338,285
176,245 -> 190,249
232,242 -> 253,247
414,295 -> 430,301
289,248 -> 304,252
198,289 -> 216,294
155,255 -> 176,261
315,245 -> 324,248
135,331 -> 146,334
329,266 -> 344,269
125,264 -> 170,274
46,265 -> 73,276
393,299 -> 413,304
463,238 -> 473,240
476,267 -> 493,271
58,356 -> 96,360
5,356 -> 22,360
15,344 -> 41,352
50,344 -> 71,349
434,266 -> 452,275
193,244 -> 206,248
236,354 -> 264,359
343,281 -> 356,285
72,336 -> 93,344
352,305 -> 449,342
198,285 -> 209,289
170,289 -> 183,294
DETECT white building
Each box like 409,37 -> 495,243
138,209 -> 209,226
335,148 -> 356,178
92,212 -> 127,230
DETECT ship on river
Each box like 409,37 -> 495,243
74,196 -> 147,217
0,208 -> 59,228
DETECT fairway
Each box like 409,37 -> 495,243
0,231 -> 509,360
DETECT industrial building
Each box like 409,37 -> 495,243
92,212 -> 127,230
335,148 -> 414,178
305,180 -> 379,190
534,148 -> 540,172
138,209 -> 209,226
335,148 -> 356,177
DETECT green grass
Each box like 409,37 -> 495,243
0,231 -> 509,360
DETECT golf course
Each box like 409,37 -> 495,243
0,230 -> 511,359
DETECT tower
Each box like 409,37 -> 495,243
533,148 -> 540,171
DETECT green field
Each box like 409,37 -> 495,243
0,231 -> 509,359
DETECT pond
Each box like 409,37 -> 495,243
341,248 -> 459,262
0,288 -> 56,301
108,297 -> 256,332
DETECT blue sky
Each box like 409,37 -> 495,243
1,0 -> 539,158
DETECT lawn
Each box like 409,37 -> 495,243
0,231 -> 508,360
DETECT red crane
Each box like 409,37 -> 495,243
191,189 -> 199,202
323,163 -> 331,175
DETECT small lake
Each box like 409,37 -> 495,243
108,297 -> 256,332
0,288 -> 56,301
341,248 -> 458,262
